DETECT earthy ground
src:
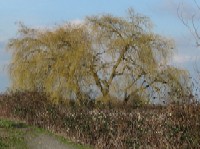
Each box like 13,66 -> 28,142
25,133 -> 75,149
0,119 -> 89,149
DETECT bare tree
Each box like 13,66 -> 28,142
177,0 -> 200,102
178,0 -> 200,46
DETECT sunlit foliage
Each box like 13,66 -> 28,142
8,23 -> 92,103
8,9 -> 191,104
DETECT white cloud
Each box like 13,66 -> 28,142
178,0 -> 200,20
25,19 -> 85,32
70,19 -> 84,25
154,0 -> 200,20
173,54 -> 200,64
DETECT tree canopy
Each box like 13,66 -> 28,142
8,9 -> 191,104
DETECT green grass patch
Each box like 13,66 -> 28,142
0,119 -> 28,129
0,119 -> 28,149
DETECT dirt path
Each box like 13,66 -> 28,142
26,133 -> 75,149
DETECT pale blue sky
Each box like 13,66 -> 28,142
0,0 -> 200,92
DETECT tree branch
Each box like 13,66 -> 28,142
107,45 -> 130,85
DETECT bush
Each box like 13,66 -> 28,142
1,91 -> 200,148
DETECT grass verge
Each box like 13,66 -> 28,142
0,119 -> 28,149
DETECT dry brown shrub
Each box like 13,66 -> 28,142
1,91 -> 200,148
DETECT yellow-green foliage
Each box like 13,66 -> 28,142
8,23 -> 92,103
8,9 -> 191,103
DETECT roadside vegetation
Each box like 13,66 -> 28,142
1,92 -> 200,148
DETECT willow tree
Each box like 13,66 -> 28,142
8,9 -> 191,104
8,23 -> 93,103
86,9 -> 191,103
